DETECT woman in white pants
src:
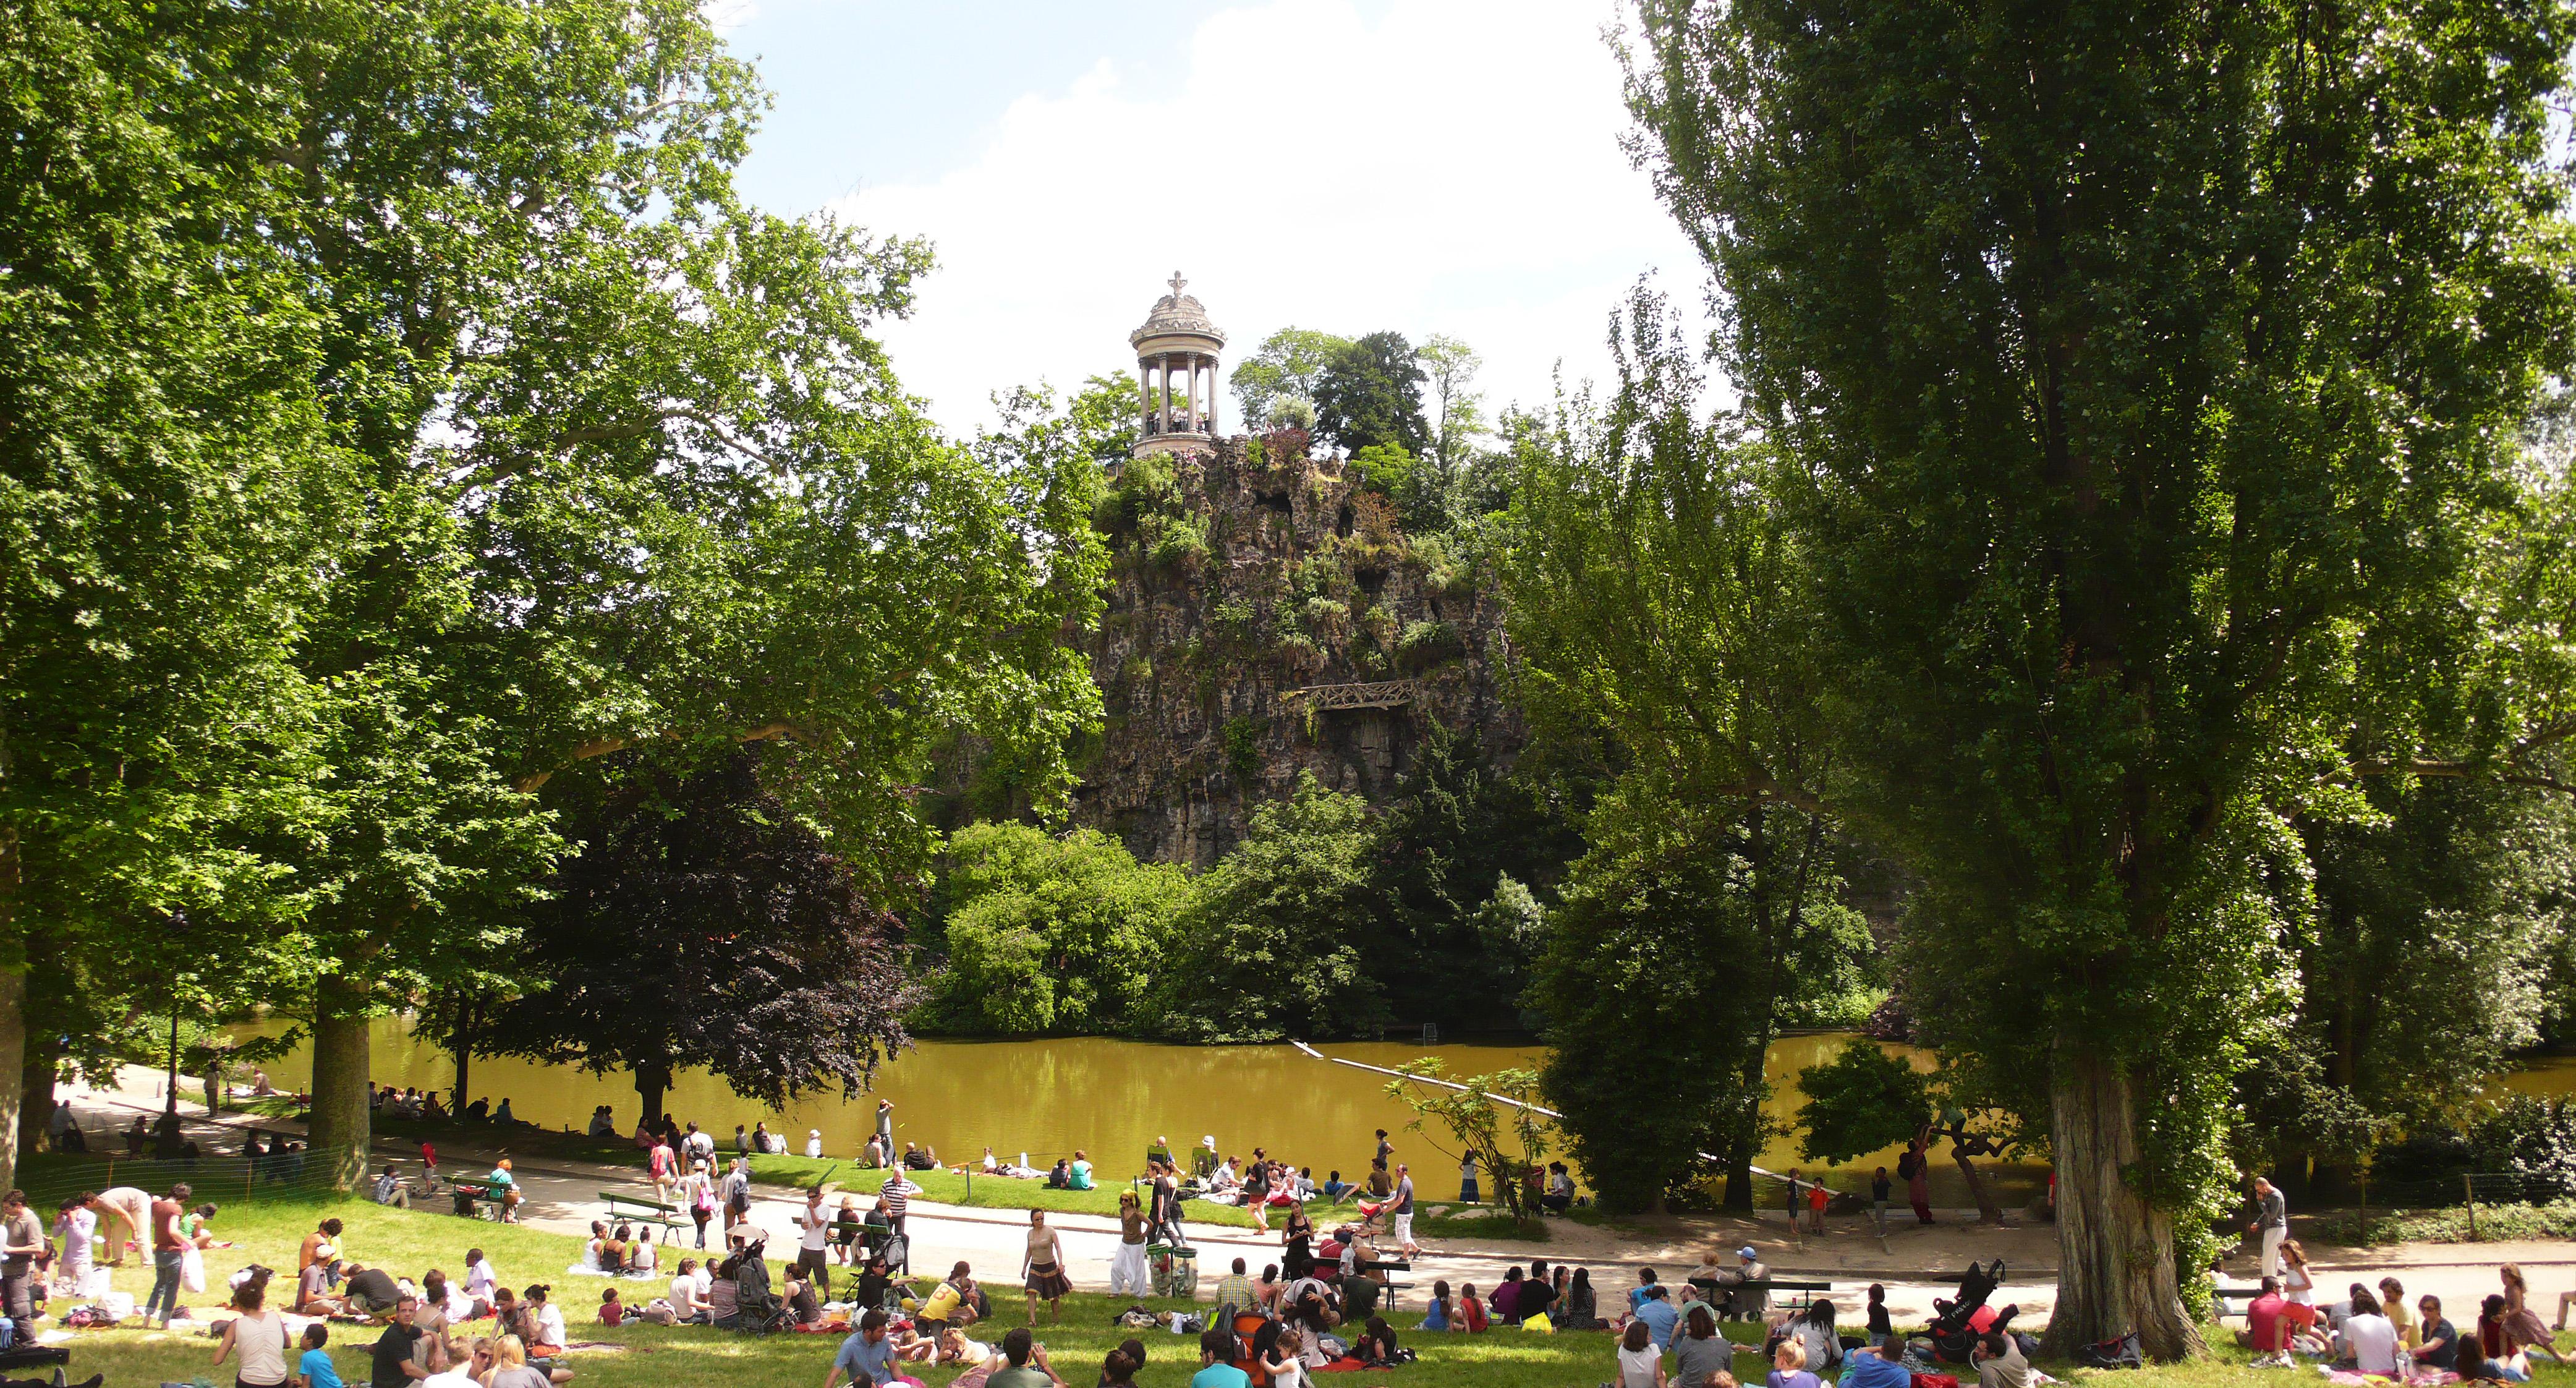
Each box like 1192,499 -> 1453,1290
1109,1191 -> 1150,1297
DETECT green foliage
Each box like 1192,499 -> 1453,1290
1369,730 -> 1588,1032
1396,619 -> 1462,670
1625,0 -> 2576,1350
1230,328 -> 1350,435
917,822 -> 1191,1037
1222,715 -> 1267,785
1382,1061 -> 1554,1219
1793,1041 -> 1928,1165
1504,286 -> 1872,1212
1530,778 -> 1847,1212
1313,331 -> 1430,457
1418,334 -> 1488,478
1352,443 -> 1418,498
1157,774 -> 1387,1042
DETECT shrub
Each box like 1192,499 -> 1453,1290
1223,715 -> 1266,785
1397,618 -> 1461,668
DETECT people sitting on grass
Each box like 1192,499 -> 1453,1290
2341,1287 -> 2400,1376
1617,1318 -> 1668,1388
1969,1331 -> 2030,1388
2422,1295 -> 2462,1372
1845,1335 -> 1912,1388
1634,1284 -> 1679,1352
2480,1295 -> 2536,1381
1421,1279 -> 1452,1331
2501,1265 -> 2565,1363
1766,1336 -> 1822,1388
1456,1281 -> 1489,1332
595,1288 -> 623,1327
1673,1305 -> 1733,1388
1561,1269 -> 1600,1331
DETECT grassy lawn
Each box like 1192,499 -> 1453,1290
32,1167 -> 2576,1388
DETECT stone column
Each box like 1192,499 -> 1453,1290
1205,358 -> 1218,436
1138,360 -> 1152,433
1158,354 -> 1172,433
1188,355 -> 1203,433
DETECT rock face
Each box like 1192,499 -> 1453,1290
1073,430 -> 1522,867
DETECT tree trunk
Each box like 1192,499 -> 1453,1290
2046,1049 -> 2203,1361
307,971 -> 372,1192
1950,1143 -> 2005,1225
0,964 -> 23,1195
1720,1135 -> 1757,1213
451,1004 -> 475,1115
0,739 -> 18,1190
14,1008 -> 52,1160
634,1062 -> 671,1136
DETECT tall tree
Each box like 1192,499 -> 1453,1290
1625,0 -> 2576,1355
489,751 -> 917,1125
1155,774 -> 1388,1043
1312,332 -> 1430,457
0,0 -> 351,1190
1509,290 -> 1871,1210
1417,334 -> 1488,481
1228,328 -> 1351,432
236,0 -> 1105,1187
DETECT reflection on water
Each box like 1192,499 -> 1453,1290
242,1020 -> 2054,1203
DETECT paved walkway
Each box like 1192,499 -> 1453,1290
50,1067 -> 2576,1332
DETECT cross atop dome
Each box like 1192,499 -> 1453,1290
1168,270 -> 1188,297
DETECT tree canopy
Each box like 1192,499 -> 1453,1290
1625,0 -> 2576,1354
1313,332 -> 1432,458
488,752 -> 917,1123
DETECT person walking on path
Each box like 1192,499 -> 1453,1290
1902,1146 -> 1934,1225
1390,1165 -> 1418,1256
1869,1167 -> 1891,1236
1109,1191 -> 1150,1298
679,1160 -> 714,1250
1458,1153 -> 1479,1206
874,1101 -> 895,1164
1805,1178 -> 1829,1235
2248,1177 -> 2288,1279
1021,1211 -> 1069,1326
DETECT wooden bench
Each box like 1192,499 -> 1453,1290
602,1191 -> 687,1235
1690,1276 -> 1838,1315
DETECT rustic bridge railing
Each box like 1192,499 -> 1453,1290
1280,679 -> 1418,712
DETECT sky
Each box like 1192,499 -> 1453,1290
711,0 -> 1707,440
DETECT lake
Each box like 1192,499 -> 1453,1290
242,1022 -> 2576,1204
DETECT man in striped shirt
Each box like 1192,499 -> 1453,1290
879,1170 -> 922,1237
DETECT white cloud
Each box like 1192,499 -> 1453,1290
830,0 -> 1707,440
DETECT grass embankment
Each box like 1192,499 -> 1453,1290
654,1158 -> 1552,1242
230,1100 -> 1553,1243
28,1158 -> 2576,1388
2321,1201 -> 2576,1245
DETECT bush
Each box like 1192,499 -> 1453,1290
916,824 -> 1194,1036
1397,619 -> 1461,668
1223,715 -> 1266,785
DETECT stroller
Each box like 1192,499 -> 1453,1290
864,1224 -> 911,1276
1928,1260 -> 2013,1363
727,1240 -> 791,1335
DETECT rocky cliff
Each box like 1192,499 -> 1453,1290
1071,430 -> 1523,867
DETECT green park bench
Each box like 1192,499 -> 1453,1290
602,1190 -> 688,1236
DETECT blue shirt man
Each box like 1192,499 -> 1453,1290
826,1313 -> 898,1388
1844,1340 -> 1913,1388
1192,1327 -> 1250,1388
1635,1289 -> 1680,1351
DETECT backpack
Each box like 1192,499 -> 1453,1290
2075,1332 -> 2143,1370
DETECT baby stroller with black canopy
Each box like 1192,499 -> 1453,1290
864,1222 -> 910,1276
1929,1259 -> 2004,1336
728,1239 -> 791,1334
